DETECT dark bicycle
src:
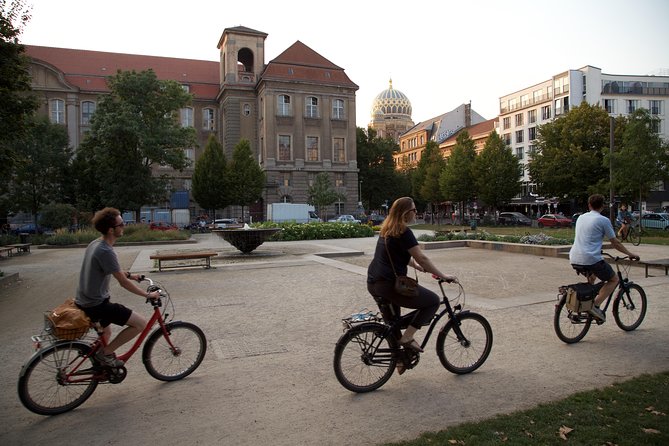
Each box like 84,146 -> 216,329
333,277 -> 493,393
617,219 -> 641,246
554,253 -> 647,344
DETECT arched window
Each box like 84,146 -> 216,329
202,108 -> 215,130
278,95 -> 291,116
305,96 -> 319,118
181,107 -> 194,127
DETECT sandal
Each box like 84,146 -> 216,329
400,339 -> 424,353
396,360 -> 406,375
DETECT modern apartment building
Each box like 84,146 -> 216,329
498,65 -> 669,211
24,26 -> 360,221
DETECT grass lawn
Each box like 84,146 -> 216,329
383,372 -> 669,445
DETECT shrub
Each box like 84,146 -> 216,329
253,221 -> 374,241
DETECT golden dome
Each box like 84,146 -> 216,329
371,79 -> 412,118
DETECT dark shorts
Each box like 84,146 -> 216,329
77,299 -> 132,328
572,260 -> 615,282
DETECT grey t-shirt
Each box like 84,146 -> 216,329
75,238 -> 121,307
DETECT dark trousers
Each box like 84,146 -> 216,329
367,279 -> 440,329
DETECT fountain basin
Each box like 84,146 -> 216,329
212,228 -> 281,253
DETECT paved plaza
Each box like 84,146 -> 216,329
1,232 -> 667,445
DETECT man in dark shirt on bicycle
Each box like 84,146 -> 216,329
75,207 -> 160,367
569,194 -> 639,322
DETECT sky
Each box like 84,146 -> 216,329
19,0 -> 669,129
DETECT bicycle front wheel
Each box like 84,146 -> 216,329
436,312 -> 493,374
628,227 -> 641,246
142,321 -> 207,381
613,283 -> 647,331
333,323 -> 397,393
554,295 -> 592,343
18,341 -> 98,415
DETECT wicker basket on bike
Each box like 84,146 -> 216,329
45,298 -> 92,340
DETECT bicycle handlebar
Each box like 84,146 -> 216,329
431,274 -> 458,284
601,252 -> 640,262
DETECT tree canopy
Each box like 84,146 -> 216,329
474,130 -> 522,213
227,139 -> 265,222
191,134 -> 229,214
308,172 -> 342,220
75,69 -> 197,216
440,131 -> 477,213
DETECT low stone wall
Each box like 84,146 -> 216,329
419,240 -> 612,258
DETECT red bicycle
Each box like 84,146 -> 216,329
18,277 -> 207,415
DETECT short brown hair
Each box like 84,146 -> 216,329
588,194 -> 605,211
92,207 -> 121,234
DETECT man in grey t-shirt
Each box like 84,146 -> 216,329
75,207 -> 160,367
569,194 -> 639,322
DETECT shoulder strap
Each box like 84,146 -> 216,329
384,237 -> 417,280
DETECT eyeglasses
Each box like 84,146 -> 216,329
113,222 -> 125,228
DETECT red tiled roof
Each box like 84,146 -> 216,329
25,45 -> 220,99
263,41 -> 358,89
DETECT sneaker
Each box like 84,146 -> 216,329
95,350 -> 124,367
588,306 -> 606,322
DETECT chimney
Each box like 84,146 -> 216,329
465,101 -> 471,127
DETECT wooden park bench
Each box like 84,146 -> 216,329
149,251 -> 217,272
640,258 -> 669,278
0,246 -> 15,258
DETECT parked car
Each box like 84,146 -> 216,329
328,215 -> 361,224
640,212 -> 669,230
210,218 -> 242,229
366,213 -> 385,226
149,222 -> 178,231
537,213 -> 572,228
498,212 -> 532,226
11,223 -> 50,235
571,212 -> 583,227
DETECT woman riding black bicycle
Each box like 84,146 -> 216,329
367,197 -> 456,372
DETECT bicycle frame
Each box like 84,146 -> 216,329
570,255 -> 635,318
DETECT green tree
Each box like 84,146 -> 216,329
528,103 -> 611,207
7,116 -> 71,221
474,131 -> 522,215
440,131 -> 477,218
227,139 -> 265,222
38,203 -> 77,230
356,127 -> 410,212
611,108 -> 669,211
0,0 -> 38,218
308,172 -> 342,221
192,134 -> 229,217
76,69 -> 196,218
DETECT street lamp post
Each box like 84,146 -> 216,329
358,180 -> 362,206
609,116 -> 615,223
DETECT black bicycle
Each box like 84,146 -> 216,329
333,277 -> 493,393
617,218 -> 641,246
554,253 -> 647,344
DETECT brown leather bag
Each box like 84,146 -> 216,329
385,238 -> 419,297
47,298 -> 92,340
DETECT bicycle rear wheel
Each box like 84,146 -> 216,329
18,341 -> 98,415
333,323 -> 397,393
553,295 -> 592,343
628,227 -> 641,246
142,322 -> 207,381
436,312 -> 493,374
613,283 -> 647,331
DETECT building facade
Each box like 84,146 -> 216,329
25,26 -> 359,222
498,65 -> 669,211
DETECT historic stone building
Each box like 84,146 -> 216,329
25,26 -> 359,222
368,79 -> 414,143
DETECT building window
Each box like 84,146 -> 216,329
243,103 -> 251,117
203,108 -> 215,130
516,147 -> 524,159
278,95 -> 291,116
305,96 -> 319,118
282,172 -> 291,186
604,99 -> 616,114
528,144 -> 537,157
541,105 -> 551,120
81,101 -> 96,125
528,109 -> 537,124
554,99 -> 562,116
627,100 -> 640,114
528,127 -> 537,141
50,99 -> 65,124
332,99 -> 344,119
278,135 -> 291,161
503,117 -> 510,130
306,136 -> 319,161
515,130 -> 524,144
333,137 -> 345,162
649,100 -> 663,115
181,107 -> 194,127
308,173 -> 315,187
515,113 -> 523,126
334,172 -> 344,187
184,148 -> 194,162
503,133 -> 511,146
650,119 -> 662,134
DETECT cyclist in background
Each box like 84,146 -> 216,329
569,195 -> 639,322
75,207 -> 160,367
616,202 -> 634,240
